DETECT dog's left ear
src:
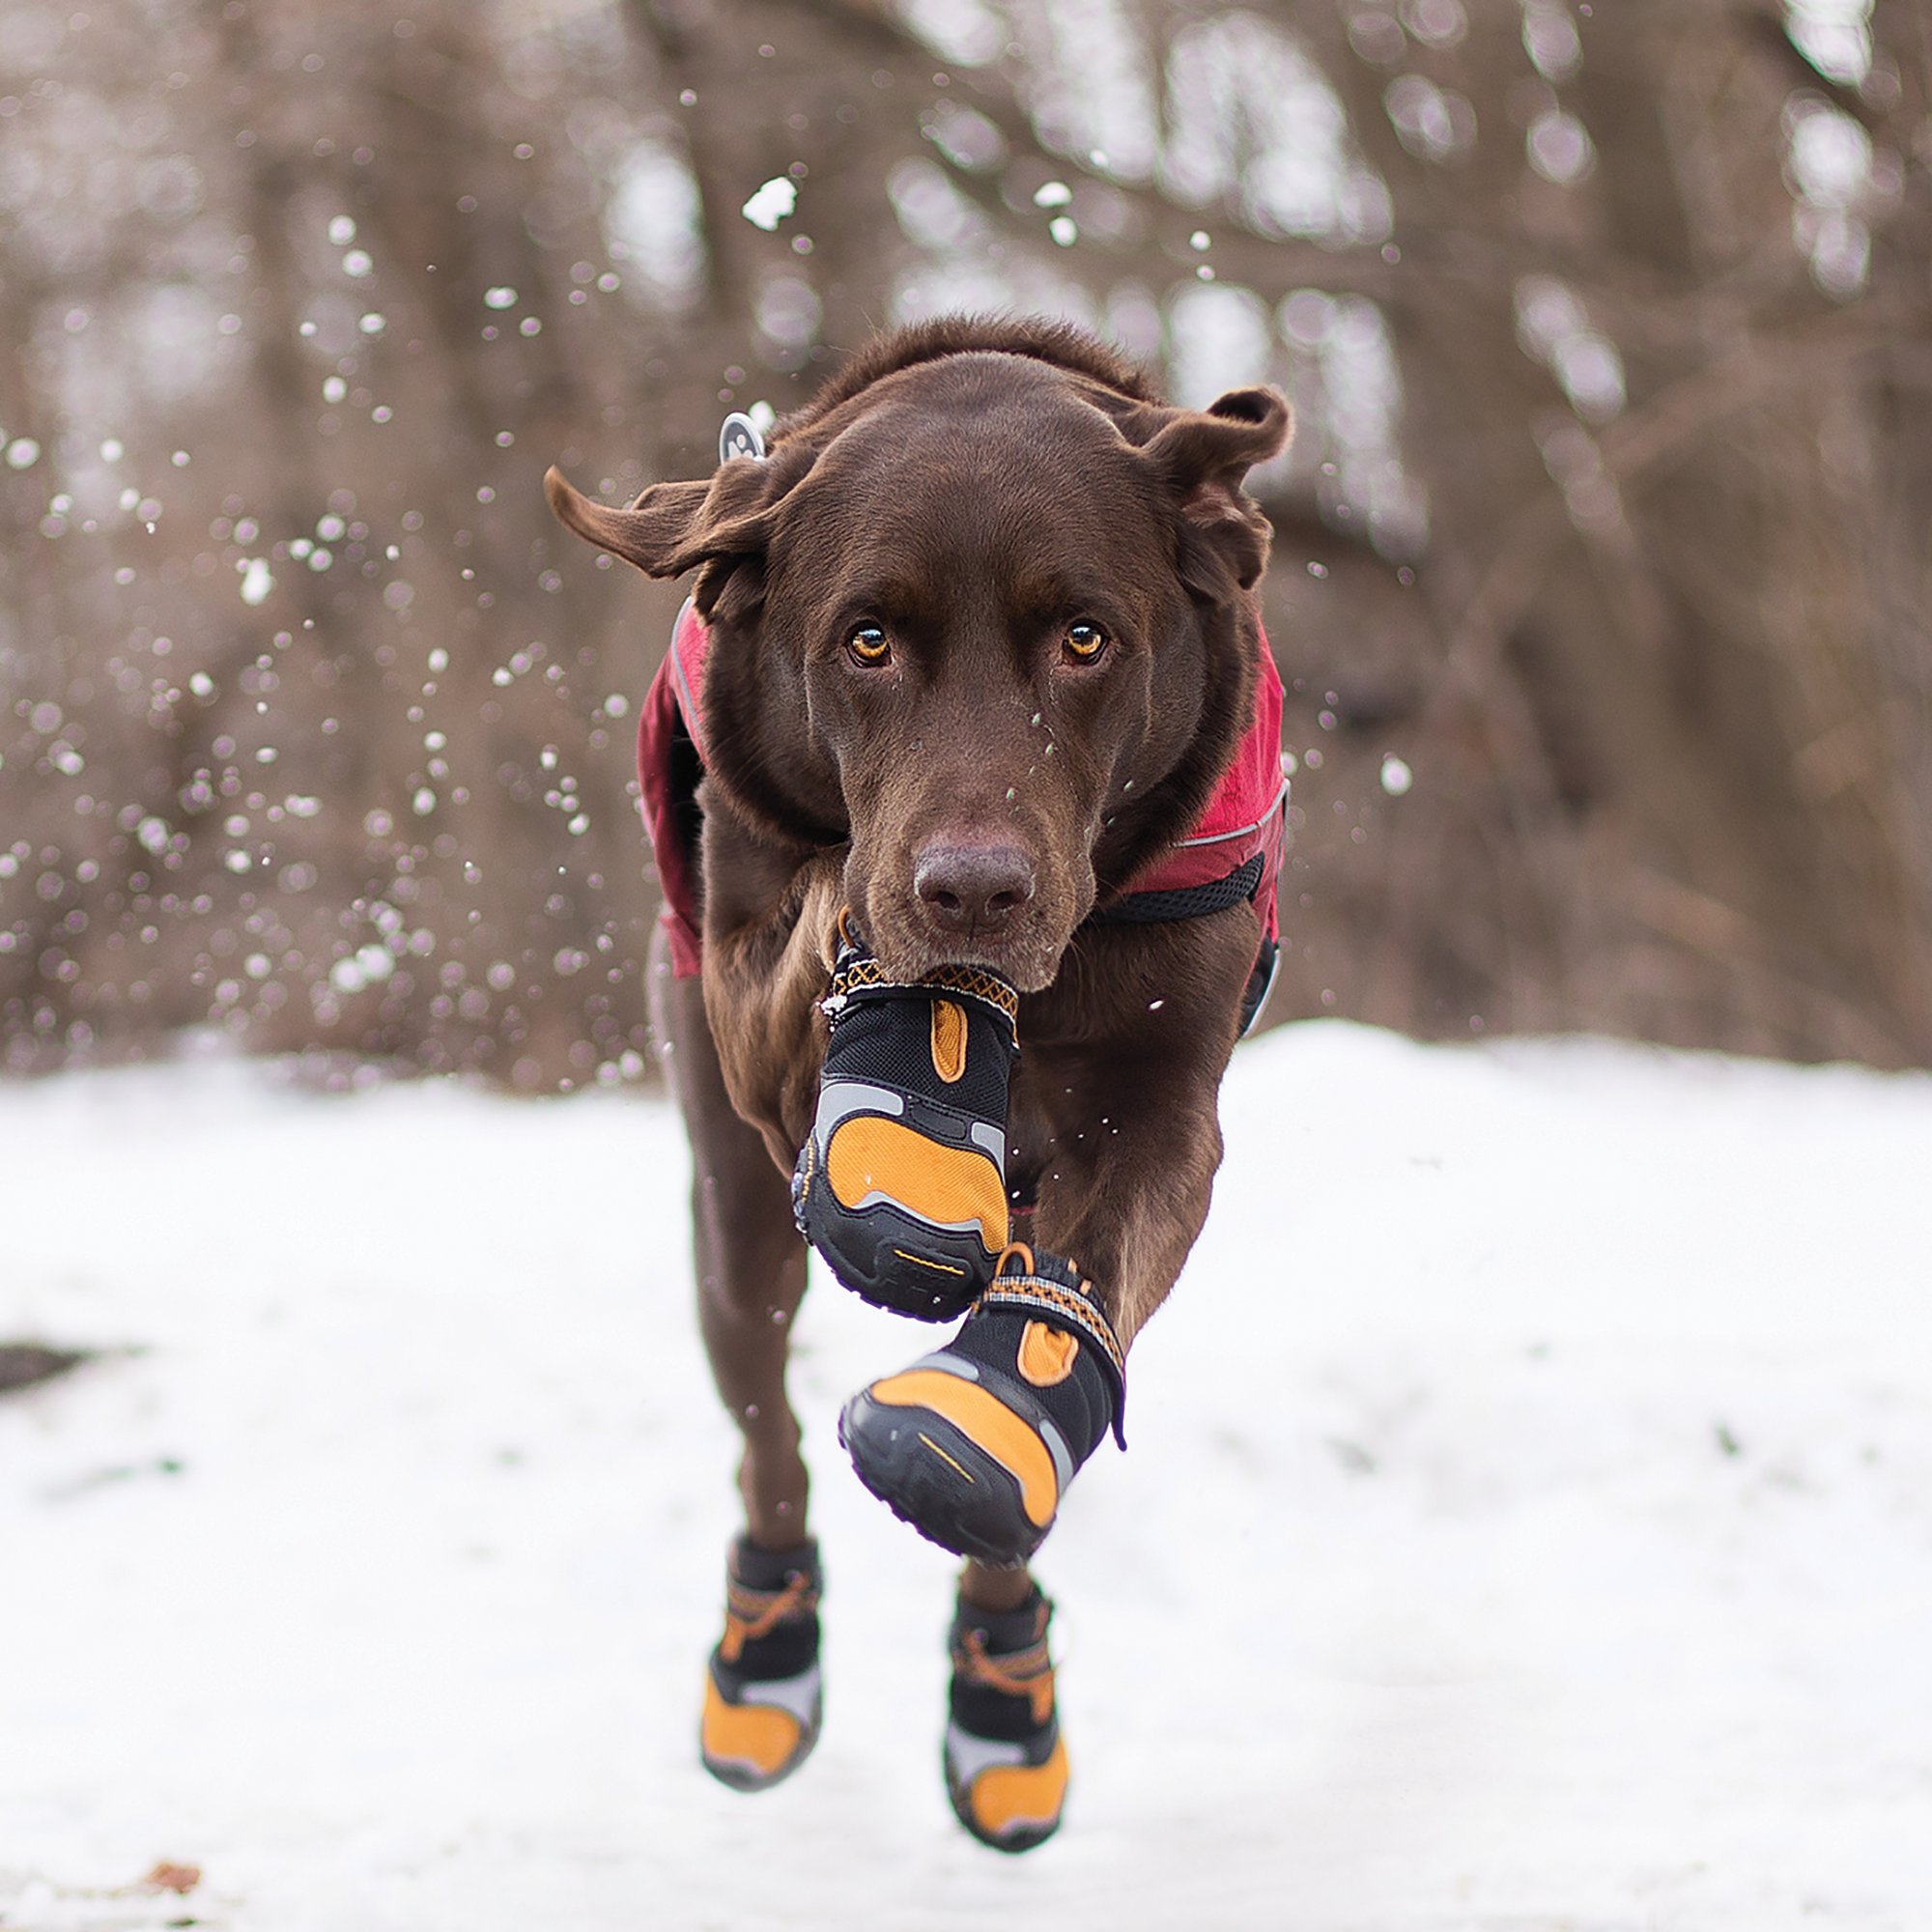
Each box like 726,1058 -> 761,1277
1142,386 -> 1292,596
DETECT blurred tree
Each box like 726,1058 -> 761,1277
1,0 -> 1927,1083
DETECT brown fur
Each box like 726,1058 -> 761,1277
549,318 -> 1288,1590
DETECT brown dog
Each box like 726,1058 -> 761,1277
548,318 -> 1289,1845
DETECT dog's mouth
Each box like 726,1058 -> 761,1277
867,915 -> 1072,997
850,841 -> 1091,996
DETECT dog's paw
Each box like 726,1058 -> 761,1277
838,1246 -> 1124,1565
792,922 -> 1018,1321
945,1585 -> 1069,1854
700,1537 -> 824,1793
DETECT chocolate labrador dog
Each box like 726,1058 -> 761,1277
547,318 -> 1288,1849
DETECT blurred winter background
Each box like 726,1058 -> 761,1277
2,0 -> 1928,1085
6,5 -> 1932,1929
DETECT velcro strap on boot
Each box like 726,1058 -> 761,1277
982,1245 -> 1127,1448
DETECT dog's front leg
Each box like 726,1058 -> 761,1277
838,910 -> 1258,1573
1019,912 -> 1259,1349
697,795 -> 846,1174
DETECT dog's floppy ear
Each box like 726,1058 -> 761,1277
1141,386 -> 1291,595
544,461 -> 775,580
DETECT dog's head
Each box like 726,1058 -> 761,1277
549,325 -> 1288,992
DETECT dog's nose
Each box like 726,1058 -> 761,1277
914,842 -> 1037,933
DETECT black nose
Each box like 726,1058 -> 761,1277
914,842 -> 1037,933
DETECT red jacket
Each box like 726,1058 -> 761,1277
639,599 -> 1286,980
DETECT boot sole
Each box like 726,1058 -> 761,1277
700,1721 -> 821,1793
838,1388 -> 1045,1568
794,1146 -> 993,1321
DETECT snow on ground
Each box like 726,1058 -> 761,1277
2,1022 -> 1929,1932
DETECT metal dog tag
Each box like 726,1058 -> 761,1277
719,412 -> 766,464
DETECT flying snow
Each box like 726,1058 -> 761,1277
741,177 -> 798,231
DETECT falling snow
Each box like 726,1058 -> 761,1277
740,176 -> 799,231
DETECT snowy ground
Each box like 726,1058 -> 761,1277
3,1021 -> 1929,1932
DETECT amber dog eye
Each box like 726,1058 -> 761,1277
1064,620 -> 1109,664
846,622 -> 892,667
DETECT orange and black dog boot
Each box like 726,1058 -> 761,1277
838,1246 -> 1125,1567
945,1585 -> 1069,1853
699,1536 -> 823,1792
792,918 -> 1019,1321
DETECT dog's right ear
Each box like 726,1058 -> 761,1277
544,461 -> 775,580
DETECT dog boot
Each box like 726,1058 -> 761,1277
792,916 -> 1019,1321
699,1536 -> 823,1791
838,1245 -> 1125,1566
945,1585 -> 1069,1853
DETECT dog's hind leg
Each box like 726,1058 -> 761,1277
651,929 -> 823,1791
960,1560 -> 1035,1612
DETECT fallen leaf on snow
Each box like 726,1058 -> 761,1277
139,1862 -> 201,1894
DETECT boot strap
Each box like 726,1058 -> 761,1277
820,910 -> 1020,1037
982,1252 -> 1127,1447
822,955 -> 1020,1036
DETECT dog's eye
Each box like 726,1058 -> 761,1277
1063,621 -> 1109,664
846,622 -> 892,667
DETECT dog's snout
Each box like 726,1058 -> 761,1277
914,842 -> 1037,934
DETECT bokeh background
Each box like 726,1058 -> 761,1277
3,0 -> 1928,1088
